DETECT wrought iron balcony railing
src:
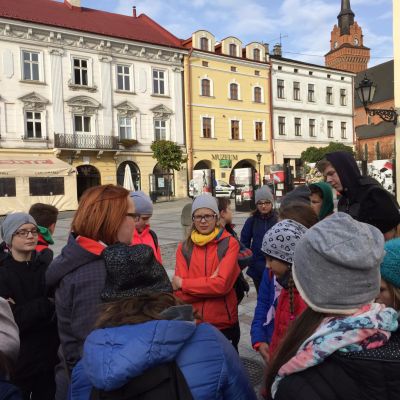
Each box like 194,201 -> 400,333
54,133 -> 119,150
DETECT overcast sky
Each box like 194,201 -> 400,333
64,0 -> 393,67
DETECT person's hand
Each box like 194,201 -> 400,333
258,342 -> 270,364
172,276 -> 183,290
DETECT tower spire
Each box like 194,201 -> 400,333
338,0 -> 355,35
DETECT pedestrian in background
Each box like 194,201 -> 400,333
0,213 -> 58,400
266,213 -> 400,400
46,185 -> 136,400
69,243 -> 256,400
240,186 -> 278,293
173,194 -> 241,350
130,191 -> 162,264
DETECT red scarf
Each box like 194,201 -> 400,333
75,236 -> 107,256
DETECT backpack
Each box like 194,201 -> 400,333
149,229 -> 159,249
90,361 -> 193,400
181,236 -> 249,304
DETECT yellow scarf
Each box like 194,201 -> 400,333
191,227 -> 221,246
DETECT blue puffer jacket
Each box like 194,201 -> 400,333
240,211 -> 278,282
69,320 -> 257,400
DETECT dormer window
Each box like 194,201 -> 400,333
200,37 -> 209,51
229,44 -> 237,57
253,48 -> 261,61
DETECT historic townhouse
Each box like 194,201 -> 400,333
0,0 -> 187,211
271,45 -> 355,179
183,30 -> 272,186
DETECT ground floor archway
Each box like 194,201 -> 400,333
117,161 -> 141,191
76,164 -> 101,199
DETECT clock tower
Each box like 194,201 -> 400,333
325,0 -> 370,73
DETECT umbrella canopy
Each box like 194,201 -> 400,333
123,164 -> 135,191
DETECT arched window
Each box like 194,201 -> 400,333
229,43 -> 237,56
230,83 -> 238,100
200,37 -> 209,51
253,48 -> 261,61
364,143 -> 368,161
254,87 -> 262,103
201,79 -> 211,96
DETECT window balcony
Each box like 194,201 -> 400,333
54,133 -> 119,150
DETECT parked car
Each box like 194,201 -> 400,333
215,180 -> 235,198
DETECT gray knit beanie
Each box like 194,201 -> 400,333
130,191 -> 153,215
261,219 -> 307,264
255,186 -> 274,204
191,194 -> 219,216
1,212 -> 37,246
0,297 -> 19,362
293,212 -> 384,315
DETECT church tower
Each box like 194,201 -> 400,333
325,0 -> 370,73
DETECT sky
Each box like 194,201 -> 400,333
63,0 -> 393,67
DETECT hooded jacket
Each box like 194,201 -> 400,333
325,152 -> 400,233
309,182 -> 334,220
69,320 -> 257,400
45,234 -> 106,371
275,331 -> 400,400
174,229 -> 240,330
131,225 -> 162,264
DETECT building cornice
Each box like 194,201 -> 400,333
0,19 -> 186,66
273,106 -> 353,118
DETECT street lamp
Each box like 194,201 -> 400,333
356,75 -> 398,125
256,153 -> 262,186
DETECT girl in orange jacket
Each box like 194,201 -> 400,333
172,194 -> 240,349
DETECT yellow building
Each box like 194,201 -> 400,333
183,30 -> 273,187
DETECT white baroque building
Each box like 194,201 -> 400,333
270,47 -> 355,178
0,0 -> 187,209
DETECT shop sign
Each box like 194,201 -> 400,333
219,159 -> 232,168
211,154 -> 238,161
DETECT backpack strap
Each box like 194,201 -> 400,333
149,229 -> 159,249
181,242 -> 193,268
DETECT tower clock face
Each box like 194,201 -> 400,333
354,38 -> 359,46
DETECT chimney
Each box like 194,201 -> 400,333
132,6 -> 137,17
263,43 -> 270,55
273,43 -> 282,57
64,0 -> 81,8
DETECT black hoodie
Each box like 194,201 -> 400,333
325,151 -> 400,233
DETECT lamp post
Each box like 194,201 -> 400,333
256,153 -> 262,187
355,75 -> 398,125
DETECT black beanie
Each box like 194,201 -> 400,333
101,243 -> 172,302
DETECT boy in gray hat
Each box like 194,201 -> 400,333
0,213 -> 58,399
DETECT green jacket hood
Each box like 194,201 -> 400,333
310,182 -> 334,220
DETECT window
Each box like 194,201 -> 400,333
231,120 -> 240,140
327,120 -> 333,138
0,178 -> 16,197
200,37 -> 209,51
73,58 -> 88,86
154,119 -> 166,140
229,43 -> 237,57
293,82 -> 300,100
254,87 -> 262,103
327,74 -> 331,79
201,79 -> 211,96
341,122 -> 347,139
230,83 -> 238,100
22,51 -> 39,81
278,116 -> 286,135
74,115 -> 91,133
278,66 -> 282,71
202,117 -> 212,138
340,89 -> 347,106
117,65 -> 131,91
309,71 -> 313,75
25,112 -> 42,138
326,87 -> 333,104
153,69 -> 165,95
294,68 -> 298,73
255,70 -> 260,76
364,143 -> 368,161
255,122 -> 263,141
295,118 -> 302,136
253,48 -> 261,61
309,119 -> 316,137
119,117 -> 132,139
277,79 -> 285,99
29,177 -> 64,196
230,66 -> 237,72
202,61 -> 209,67
308,84 -> 315,102
376,142 -> 381,160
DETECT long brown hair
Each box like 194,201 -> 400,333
71,184 -> 130,245
265,308 -> 326,398
95,293 -> 197,329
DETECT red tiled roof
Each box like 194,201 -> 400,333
0,0 -> 183,49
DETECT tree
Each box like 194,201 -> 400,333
301,142 -> 354,163
150,140 -> 187,200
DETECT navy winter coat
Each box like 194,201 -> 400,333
69,320 -> 257,400
240,211 -> 278,282
0,378 -> 23,400
46,234 -> 106,371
